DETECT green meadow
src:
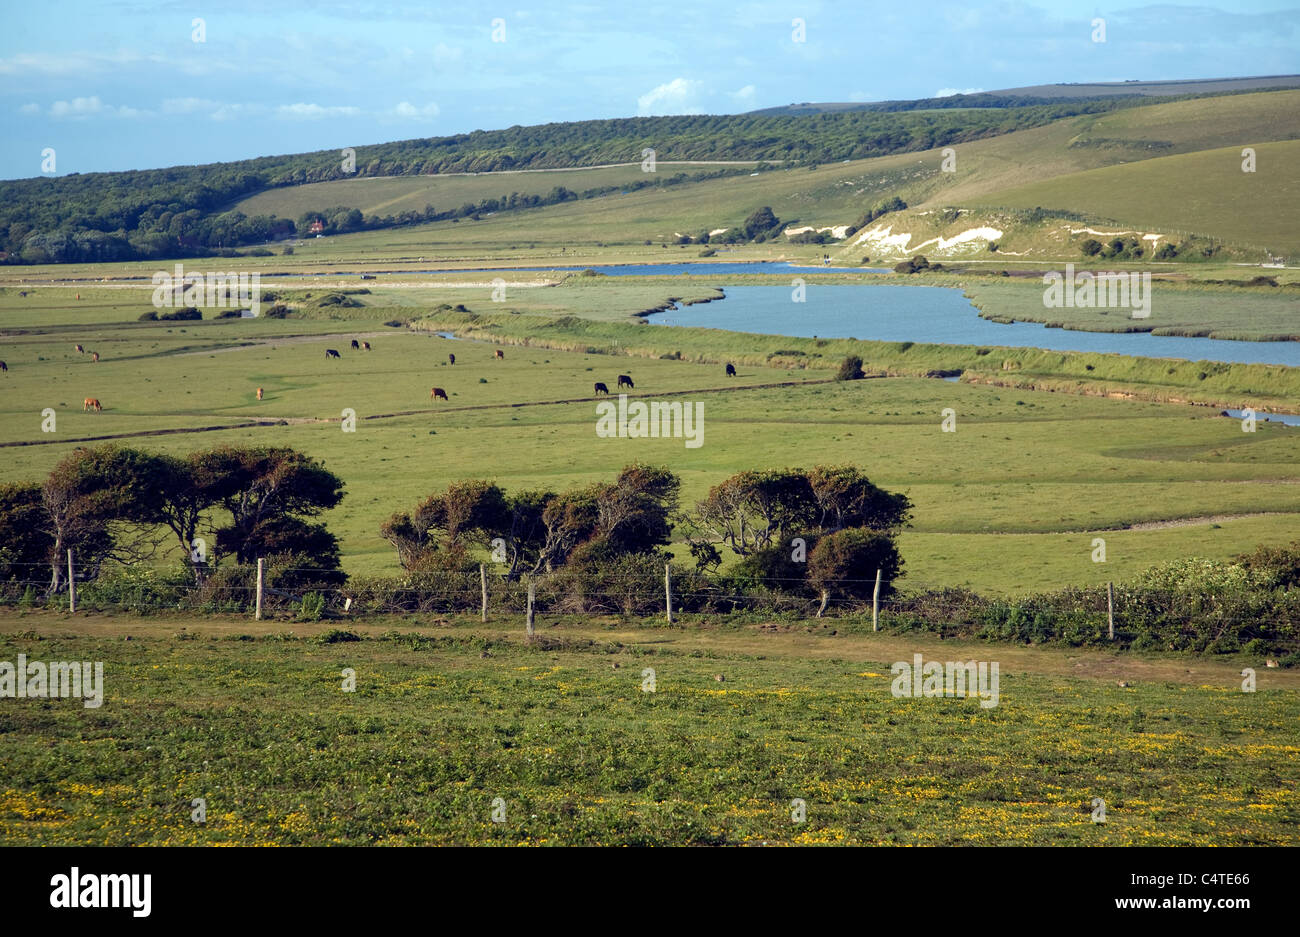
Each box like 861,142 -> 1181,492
2,278 -> 1298,595
2,616 -> 1297,846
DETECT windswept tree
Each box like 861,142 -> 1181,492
685,468 -> 816,558
381,480 -> 509,570
152,450 -> 243,582
807,465 -> 911,533
807,527 -> 904,616
384,465 -> 682,577
596,463 -> 680,555
0,483 -> 53,587
40,445 -> 170,596
536,485 -> 602,572
202,447 -> 345,568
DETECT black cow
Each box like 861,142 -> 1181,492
725,363 -> 736,377
350,340 -> 360,350
448,353 -> 455,365
326,349 -> 341,359
594,382 -> 609,395
617,374 -> 634,389
0,361 -> 7,372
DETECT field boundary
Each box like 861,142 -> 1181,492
0,378 -> 842,448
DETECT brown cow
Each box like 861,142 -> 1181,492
594,382 -> 609,395
362,341 -> 371,351
494,349 -> 504,360
256,387 -> 264,400
91,352 -> 99,362
431,387 -> 449,401
75,344 -> 84,354
448,353 -> 455,365
83,398 -> 102,412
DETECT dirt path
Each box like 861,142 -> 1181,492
171,330 -> 397,357
1125,513 -> 1287,530
6,610 -> 1294,690
0,378 -> 836,448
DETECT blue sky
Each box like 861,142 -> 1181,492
2,1 -> 1297,179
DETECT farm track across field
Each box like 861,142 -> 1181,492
0,377 -> 840,447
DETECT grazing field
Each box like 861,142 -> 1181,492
962,278 -> 1300,341
2,615 -> 1297,846
2,281 -> 1299,594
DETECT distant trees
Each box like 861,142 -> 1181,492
0,484 -> 53,586
683,464 -> 910,599
844,196 -> 907,237
384,463 -> 681,578
40,446 -> 171,595
0,444 -> 346,597
894,254 -> 943,273
835,355 -> 865,381
0,96 -> 1171,265
743,206 -> 782,241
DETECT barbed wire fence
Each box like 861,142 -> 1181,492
1,553 -> 1296,656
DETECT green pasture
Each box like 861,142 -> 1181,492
963,277 -> 1300,341
1,618 -> 1297,845
2,279 -> 1299,594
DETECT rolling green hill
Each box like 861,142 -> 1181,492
230,162 -> 748,220
965,140 -> 1300,256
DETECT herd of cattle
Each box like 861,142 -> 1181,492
38,337 -> 740,414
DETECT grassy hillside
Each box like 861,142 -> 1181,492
966,141 -> 1300,257
230,163 -> 750,220
222,90 -> 1297,264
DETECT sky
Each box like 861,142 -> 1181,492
2,0 -> 1298,179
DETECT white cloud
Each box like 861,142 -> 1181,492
848,91 -> 874,102
433,42 -> 462,64
162,97 -> 220,115
44,96 -> 148,119
934,87 -> 985,97
211,103 -> 252,122
18,102 -> 40,114
729,84 -> 756,107
50,96 -> 104,117
637,78 -> 704,116
277,103 -> 363,119
0,50 -> 142,76
392,101 -> 440,119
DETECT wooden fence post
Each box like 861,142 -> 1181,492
480,563 -> 488,623
665,564 -> 674,623
526,579 -> 536,639
1107,581 -> 1115,640
255,557 -> 264,621
873,568 -> 882,632
67,549 -> 76,614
